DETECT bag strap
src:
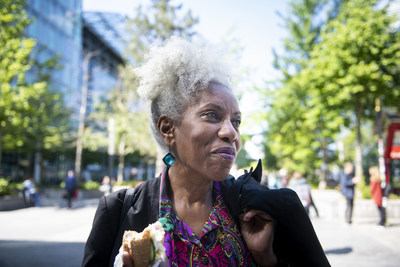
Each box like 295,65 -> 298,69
119,187 -> 135,227
109,187 -> 136,266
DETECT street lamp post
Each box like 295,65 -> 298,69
75,50 -> 99,180
108,117 -> 116,181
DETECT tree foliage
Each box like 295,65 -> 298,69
23,52 -> 72,153
1,0 -> 72,180
262,0 -> 400,183
304,0 -> 400,179
0,0 -> 47,165
263,0 -> 346,176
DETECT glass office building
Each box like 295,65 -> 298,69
82,11 -> 128,115
25,0 -> 82,108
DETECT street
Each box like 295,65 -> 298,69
0,199 -> 99,267
1,193 -> 400,267
313,217 -> 400,267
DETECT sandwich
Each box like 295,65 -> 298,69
122,221 -> 166,266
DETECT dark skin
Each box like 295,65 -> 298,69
122,84 -> 276,267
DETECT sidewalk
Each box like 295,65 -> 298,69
311,189 -> 400,220
310,190 -> 400,267
0,188 -> 104,211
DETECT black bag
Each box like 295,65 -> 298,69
383,183 -> 393,197
62,190 -> 68,199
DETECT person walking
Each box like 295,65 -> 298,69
340,162 -> 358,224
369,166 -> 387,227
99,176 -> 112,196
22,177 -> 40,207
309,193 -> 320,218
289,171 -> 311,214
64,170 -> 77,208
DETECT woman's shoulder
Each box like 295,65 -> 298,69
105,176 -> 160,203
110,176 -> 161,198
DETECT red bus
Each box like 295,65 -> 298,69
384,122 -> 400,194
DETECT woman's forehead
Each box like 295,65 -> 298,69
197,84 -> 239,109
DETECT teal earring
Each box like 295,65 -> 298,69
163,152 -> 176,167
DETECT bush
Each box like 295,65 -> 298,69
60,180 -> 100,190
357,176 -> 371,199
360,185 -> 371,199
0,178 -> 22,196
81,180 -> 100,190
0,178 -> 11,196
115,180 -> 141,188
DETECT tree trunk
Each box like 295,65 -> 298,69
108,118 -> 116,179
117,138 -> 126,184
355,99 -> 364,181
75,51 -> 99,179
33,151 -> 41,184
319,137 -> 328,189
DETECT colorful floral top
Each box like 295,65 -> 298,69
158,168 -> 255,266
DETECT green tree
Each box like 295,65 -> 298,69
23,52 -> 72,183
307,0 -> 400,180
125,0 -> 198,62
262,0 -> 346,179
0,0 -> 46,169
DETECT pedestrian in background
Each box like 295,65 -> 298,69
340,162 -> 358,224
22,177 -> 40,207
369,166 -> 387,227
278,168 -> 289,188
289,171 -> 311,214
64,170 -> 77,209
99,176 -> 112,196
309,192 -> 320,218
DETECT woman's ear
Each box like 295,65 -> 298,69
157,115 -> 175,146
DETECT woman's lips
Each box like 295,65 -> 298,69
214,147 -> 236,161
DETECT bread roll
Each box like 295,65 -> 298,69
123,221 -> 166,266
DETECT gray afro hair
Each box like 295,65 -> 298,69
134,36 -> 233,153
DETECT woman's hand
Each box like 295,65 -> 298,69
122,251 -> 134,267
122,250 -> 168,267
240,209 -> 277,267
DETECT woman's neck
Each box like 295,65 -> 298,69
167,165 -> 214,236
168,165 -> 213,204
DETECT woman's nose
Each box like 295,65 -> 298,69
218,119 -> 239,142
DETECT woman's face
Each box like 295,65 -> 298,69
172,83 -> 242,181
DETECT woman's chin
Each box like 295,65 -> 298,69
208,165 -> 233,181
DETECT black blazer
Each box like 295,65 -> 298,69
82,162 -> 330,267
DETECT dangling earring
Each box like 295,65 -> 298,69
163,152 -> 176,167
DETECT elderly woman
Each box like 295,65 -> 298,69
82,37 -> 329,267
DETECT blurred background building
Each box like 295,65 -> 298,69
2,0 -> 147,183
81,11 -> 128,115
25,0 -> 82,109
25,1 -> 127,120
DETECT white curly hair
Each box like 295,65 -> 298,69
134,36 -> 233,153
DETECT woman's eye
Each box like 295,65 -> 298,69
232,119 -> 241,128
204,111 -> 219,120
